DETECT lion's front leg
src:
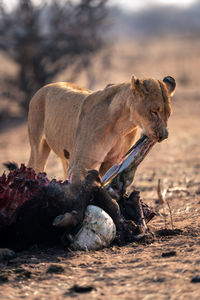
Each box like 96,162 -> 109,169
68,138 -> 115,185
100,129 -> 138,186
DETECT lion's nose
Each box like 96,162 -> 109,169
158,128 -> 168,142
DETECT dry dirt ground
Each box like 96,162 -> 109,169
0,87 -> 200,299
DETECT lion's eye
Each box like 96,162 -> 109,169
151,111 -> 159,118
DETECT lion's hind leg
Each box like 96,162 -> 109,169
28,138 -> 51,174
28,98 -> 51,173
61,158 -> 69,180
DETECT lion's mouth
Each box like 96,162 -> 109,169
102,135 -> 156,188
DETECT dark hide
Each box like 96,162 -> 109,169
0,166 -> 155,251
1,184 -> 69,250
0,168 -> 122,250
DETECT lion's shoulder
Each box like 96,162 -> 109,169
80,83 -> 129,115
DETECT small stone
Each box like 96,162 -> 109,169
130,242 -> 138,247
14,268 -> 32,278
46,264 -> 65,274
191,276 -> 200,283
0,274 -> 8,282
152,277 -> 165,283
162,251 -> 176,257
196,188 -> 200,195
69,284 -> 95,293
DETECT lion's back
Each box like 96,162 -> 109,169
43,82 -> 91,115
28,82 -> 92,157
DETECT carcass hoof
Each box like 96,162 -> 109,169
0,248 -> 15,261
120,219 -> 146,242
132,224 -> 146,240
53,211 -> 78,228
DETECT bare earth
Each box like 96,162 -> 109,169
0,88 -> 200,299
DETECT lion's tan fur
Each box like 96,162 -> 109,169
27,76 -> 175,184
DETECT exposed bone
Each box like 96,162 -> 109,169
103,135 -> 155,196
69,205 -> 116,251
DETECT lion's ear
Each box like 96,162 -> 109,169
131,75 -> 140,91
163,76 -> 176,96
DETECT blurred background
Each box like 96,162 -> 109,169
0,0 -> 200,179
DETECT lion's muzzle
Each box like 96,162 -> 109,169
157,127 -> 168,142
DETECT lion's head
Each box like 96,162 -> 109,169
130,75 -> 176,142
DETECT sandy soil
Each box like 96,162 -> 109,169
0,86 -> 200,299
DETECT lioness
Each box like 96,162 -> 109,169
28,75 -> 176,184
